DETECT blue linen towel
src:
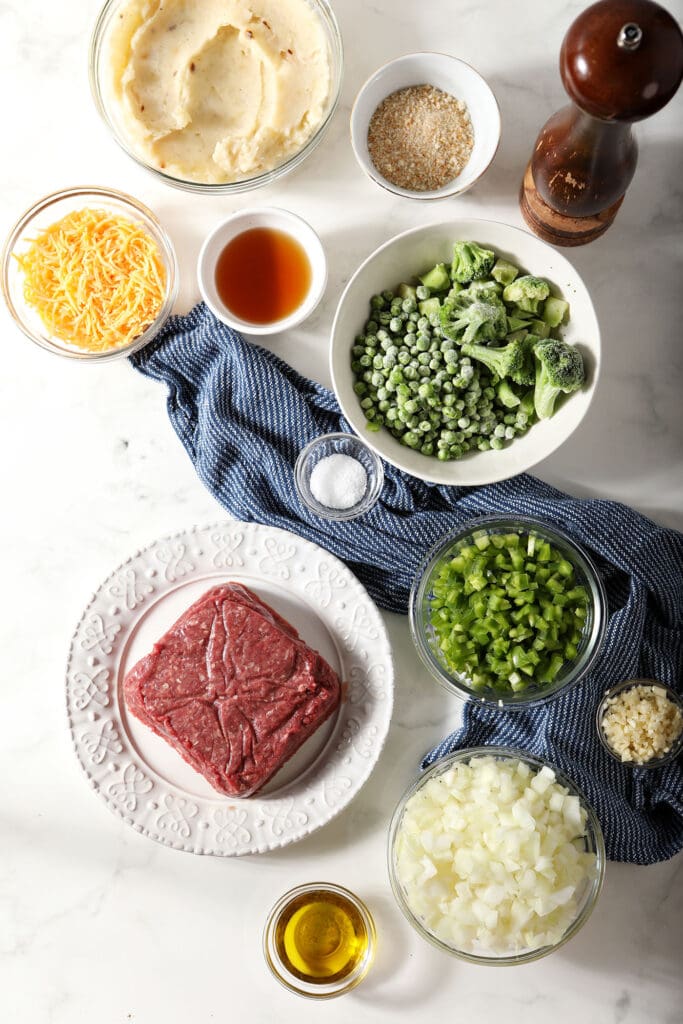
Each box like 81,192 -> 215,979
131,303 -> 683,865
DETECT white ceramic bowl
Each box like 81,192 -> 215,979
330,219 -> 601,486
197,207 -> 327,336
351,52 -> 500,200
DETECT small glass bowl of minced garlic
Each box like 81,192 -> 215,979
263,882 -> 376,998
597,679 -> 683,768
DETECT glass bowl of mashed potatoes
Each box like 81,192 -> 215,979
90,0 -> 343,193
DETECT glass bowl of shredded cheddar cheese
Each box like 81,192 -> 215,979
2,186 -> 178,360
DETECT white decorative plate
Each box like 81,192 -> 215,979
66,523 -> 394,856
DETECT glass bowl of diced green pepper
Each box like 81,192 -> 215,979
409,515 -> 607,707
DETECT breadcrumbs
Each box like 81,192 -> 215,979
600,683 -> 683,764
367,84 -> 474,192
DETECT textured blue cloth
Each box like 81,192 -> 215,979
131,303 -> 683,865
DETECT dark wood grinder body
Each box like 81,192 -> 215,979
520,0 -> 683,246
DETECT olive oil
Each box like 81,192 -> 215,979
274,888 -> 370,984
214,226 -> 312,325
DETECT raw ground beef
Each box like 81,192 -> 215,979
123,583 -> 341,797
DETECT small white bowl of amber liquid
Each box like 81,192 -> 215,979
263,882 -> 376,998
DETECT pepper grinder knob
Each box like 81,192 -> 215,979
520,0 -> 683,246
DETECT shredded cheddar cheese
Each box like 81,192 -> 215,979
16,207 -> 167,352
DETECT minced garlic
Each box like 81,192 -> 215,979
600,683 -> 683,764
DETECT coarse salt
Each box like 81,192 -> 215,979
309,453 -> 367,510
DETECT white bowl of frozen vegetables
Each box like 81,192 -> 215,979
330,219 -> 600,485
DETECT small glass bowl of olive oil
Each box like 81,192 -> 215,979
263,883 -> 376,998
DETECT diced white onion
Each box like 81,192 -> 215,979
394,756 -> 597,956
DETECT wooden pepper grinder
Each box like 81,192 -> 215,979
520,0 -> 683,246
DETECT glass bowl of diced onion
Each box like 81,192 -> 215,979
388,747 -> 605,965
409,515 -> 607,708
1,186 -> 178,361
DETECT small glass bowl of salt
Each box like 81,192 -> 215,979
295,433 -> 384,520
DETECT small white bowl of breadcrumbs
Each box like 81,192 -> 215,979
351,52 -> 500,200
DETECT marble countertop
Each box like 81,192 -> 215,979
1,0 -> 681,1021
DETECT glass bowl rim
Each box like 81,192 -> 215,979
1,184 -> 179,362
262,880 -> 376,998
596,678 -> 683,769
387,745 -> 606,966
409,513 -> 608,708
89,0 -> 344,195
294,431 -> 385,521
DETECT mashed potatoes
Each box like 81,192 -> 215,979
107,0 -> 332,183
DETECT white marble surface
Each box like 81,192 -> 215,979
1,0 -> 682,1021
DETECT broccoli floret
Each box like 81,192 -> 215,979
440,294 -> 508,345
503,275 -> 551,314
461,279 -> 502,302
533,339 -> 585,419
461,335 -> 535,385
451,241 -> 496,284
